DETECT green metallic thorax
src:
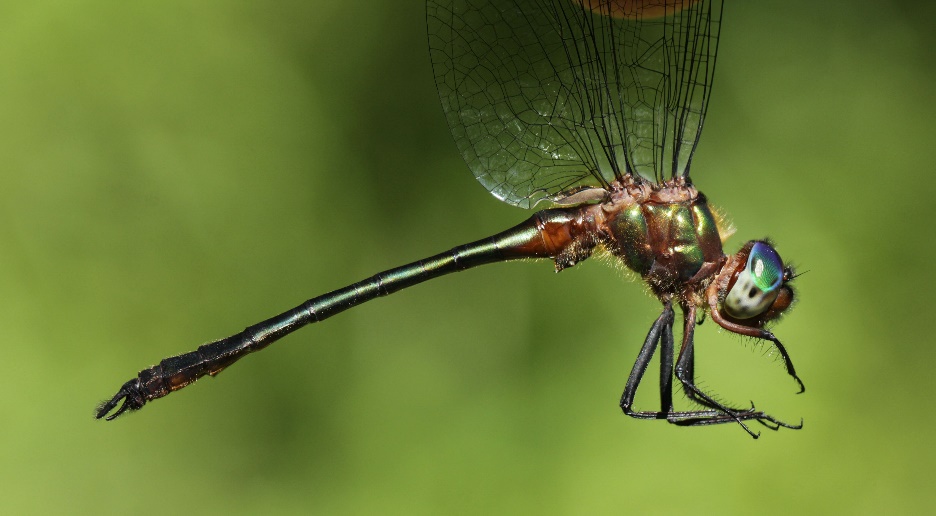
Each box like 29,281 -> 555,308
607,193 -> 723,293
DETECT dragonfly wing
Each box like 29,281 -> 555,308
428,0 -> 723,208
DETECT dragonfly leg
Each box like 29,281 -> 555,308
707,289 -> 805,393
619,302 -> 726,421
668,305 -> 802,437
674,305 -> 747,412
658,304 -> 674,415
620,303 -> 803,437
619,301 -> 673,420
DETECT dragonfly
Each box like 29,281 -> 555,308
97,0 -> 804,438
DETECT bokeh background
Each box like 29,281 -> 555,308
1,0 -> 934,513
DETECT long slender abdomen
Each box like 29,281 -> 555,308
96,207 -> 591,420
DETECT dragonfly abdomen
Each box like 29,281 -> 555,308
96,206 -> 601,419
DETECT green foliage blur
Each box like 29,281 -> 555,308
1,1 -> 934,513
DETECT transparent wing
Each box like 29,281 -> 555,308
427,0 -> 723,208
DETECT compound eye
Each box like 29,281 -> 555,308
724,242 -> 784,319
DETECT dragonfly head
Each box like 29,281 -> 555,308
716,240 -> 795,327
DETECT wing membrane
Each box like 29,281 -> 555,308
428,0 -> 723,208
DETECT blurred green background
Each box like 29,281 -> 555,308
1,0 -> 934,514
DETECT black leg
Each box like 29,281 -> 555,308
658,310 -> 674,414
762,331 -> 806,394
620,302 -> 672,420
668,305 -> 802,438
706,297 -> 805,394
620,303 -> 803,437
621,302 -> 726,421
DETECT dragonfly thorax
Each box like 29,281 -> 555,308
597,177 -> 726,299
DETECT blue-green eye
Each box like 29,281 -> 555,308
724,242 -> 785,319
747,242 -> 783,293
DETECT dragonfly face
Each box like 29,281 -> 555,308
716,240 -> 795,328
